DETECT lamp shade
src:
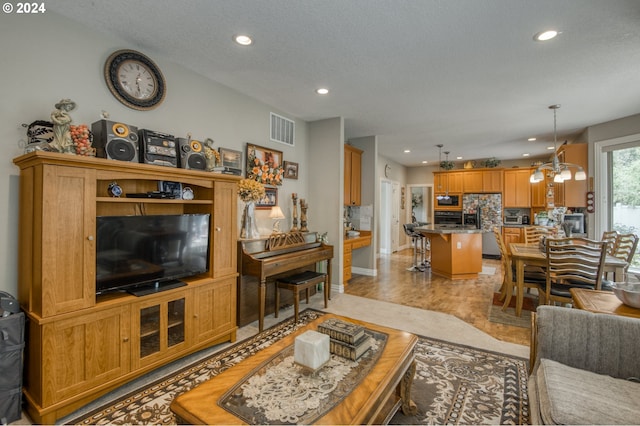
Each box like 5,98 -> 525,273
269,206 -> 285,219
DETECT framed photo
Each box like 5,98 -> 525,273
256,186 -> 278,209
219,147 -> 242,170
283,161 -> 299,179
158,181 -> 182,199
246,143 -> 284,185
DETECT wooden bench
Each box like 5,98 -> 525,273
275,271 -> 328,322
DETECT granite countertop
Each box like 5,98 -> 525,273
414,225 -> 483,234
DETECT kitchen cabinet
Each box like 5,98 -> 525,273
343,231 -> 371,284
433,171 -> 463,194
344,145 -> 363,206
482,170 -> 503,192
462,171 -> 483,192
531,169 -> 548,208
503,227 -> 524,246
13,151 -> 239,424
504,169 -> 531,207
554,143 -> 588,207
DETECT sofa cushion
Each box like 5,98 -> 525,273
535,358 -> 640,425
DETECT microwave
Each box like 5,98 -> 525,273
435,194 -> 461,208
563,213 -> 585,234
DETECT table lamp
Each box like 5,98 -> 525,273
269,206 -> 285,233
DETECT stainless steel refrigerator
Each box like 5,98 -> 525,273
462,193 -> 502,258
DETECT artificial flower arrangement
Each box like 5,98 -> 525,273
238,178 -> 266,202
247,149 -> 284,186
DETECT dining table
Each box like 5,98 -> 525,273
507,242 -> 628,316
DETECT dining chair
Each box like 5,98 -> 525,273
524,226 -> 551,245
612,232 -> 638,277
539,237 -> 607,306
601,230 -> 618,255
493,227 -> 546,307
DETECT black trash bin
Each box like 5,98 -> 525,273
0,294 -> 25,425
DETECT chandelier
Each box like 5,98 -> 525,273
436,144 -> 449,200
530,104 -> 586,183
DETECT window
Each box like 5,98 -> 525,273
596,135 -> 640,272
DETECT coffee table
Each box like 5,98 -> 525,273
170,313 -> 418,425
571,288 -> 640,319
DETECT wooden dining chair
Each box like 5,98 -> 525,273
612,233 -> 638,277
601,230 -> 618,256
539,237 -> 607,306
493,227 -> 546,308
524,226 -> 550,245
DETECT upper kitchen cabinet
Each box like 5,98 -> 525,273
434,171 -> 463,195
344,144 -> 363,206
462,171 -> 483,192
482,170 -> 503,192
504,169 -> 531,207
554,143 -> 588,208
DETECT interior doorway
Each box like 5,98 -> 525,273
380,179 -> 400,254
407,184 -> 433,225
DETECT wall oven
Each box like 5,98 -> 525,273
435,194 -> 461,209
434,210 -> 463,225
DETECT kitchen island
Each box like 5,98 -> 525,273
415,225 -> 484,280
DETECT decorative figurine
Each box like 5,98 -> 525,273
291,193 -> 299,232
300,199 -> 308,232
50,99 -> 77,153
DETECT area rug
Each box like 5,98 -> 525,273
488,292 -> 537,328
64,309 -> 529,425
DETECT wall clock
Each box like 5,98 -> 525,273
384,164 -> 391,178
104,49 -> 166,110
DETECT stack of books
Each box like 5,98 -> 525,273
317,318 -> 373,361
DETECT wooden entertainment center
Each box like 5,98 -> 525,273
13,151 -> 240,424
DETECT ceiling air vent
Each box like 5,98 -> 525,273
270,112 -> 295,146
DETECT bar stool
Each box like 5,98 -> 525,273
403,223 -> 427,272
275,271 -> 328,323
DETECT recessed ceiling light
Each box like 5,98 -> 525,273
234,34 -> 253,46
528,137 -> 537,141
316,88 -> 329,95
456,156 -> 462,160
523,153 -> 530,157
547,146 -> 555,150
404,149 -> 411,153
533,30 -> 559,41
422,160 -> 428,164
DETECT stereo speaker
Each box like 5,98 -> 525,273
138,129 -> 178,167
177,138 -> 207,170
91,120 -> 139,162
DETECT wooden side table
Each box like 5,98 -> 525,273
570,288 -> 640,319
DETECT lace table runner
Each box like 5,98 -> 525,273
218,329 -> 387,424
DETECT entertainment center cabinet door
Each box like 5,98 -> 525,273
33,306 -> 131,410
30,165 -> 97,317
192,278 -> 237,344
212,181 -> 238,278
131,291 -> 189,370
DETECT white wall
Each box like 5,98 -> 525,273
0,12 -> 311,295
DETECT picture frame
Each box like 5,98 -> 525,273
218,147 -> 242,171
256,186 -> 278,209
158,181 -> 182,199
246,143 -> 285,185
283,161 -> 299,179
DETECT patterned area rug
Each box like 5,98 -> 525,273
64,309 -> 529,425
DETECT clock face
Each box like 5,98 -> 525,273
385,164 -> 391,177
105,50 -> 166,110
116,59 -> 158,100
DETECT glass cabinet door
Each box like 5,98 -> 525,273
135,294 -> 187,367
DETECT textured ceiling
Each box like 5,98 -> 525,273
48,0 -> 640,166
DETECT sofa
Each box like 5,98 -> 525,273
528,305 -> 640,425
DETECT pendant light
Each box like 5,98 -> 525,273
530,104 -> 587,183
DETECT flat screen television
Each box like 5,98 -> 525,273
96,214 -> 210,296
